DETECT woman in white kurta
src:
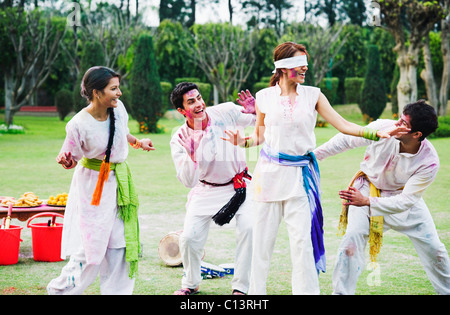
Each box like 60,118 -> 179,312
223,42 -> 408,295
47,67 -> 153,295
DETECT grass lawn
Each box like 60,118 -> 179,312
0,104 -> 449,295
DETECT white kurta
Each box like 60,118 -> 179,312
313,119 -> 450,295
59,100 -> 130,265
249,83 -> 322,295
170,102 -> 255,216
313,119 -> 440,216
252,83 -> 321,202
170,102 -> 255,292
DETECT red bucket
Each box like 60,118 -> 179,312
27,212 -> 64,262
0,225 -> 23,265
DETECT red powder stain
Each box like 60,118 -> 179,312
2,287 -> 17,294
364,154 -> 370,161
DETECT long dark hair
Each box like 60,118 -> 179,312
81,66 -> 120,162
270,42 -> 309,87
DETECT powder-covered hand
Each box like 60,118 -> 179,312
178,128 -> 204,162
237,89 -> 256,114
56,151 -> 75,169
377,125 -> 410,138
339,186 -> 370,207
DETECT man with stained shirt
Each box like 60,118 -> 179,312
314,100 -> 450,294
169,82 -> 256,295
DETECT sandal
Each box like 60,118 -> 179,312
232,289 -> 246,295
173,287 -> 199,295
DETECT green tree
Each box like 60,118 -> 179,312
73,40 -> 105,112
183,23 -> 256,103
359,45 -> 386,123
159,0 -> 190,24
379,0 -> 446,114
242,0 -> 293,35
155,19 -> 202,84
341,0 -> 366,26
130,33 -> 163,134
1,8 -> 66,126
247,27 -> 278,90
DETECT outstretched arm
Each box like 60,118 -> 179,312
222,103 -> 265,147
127,134 -> 155,152
316,93 -> 409,139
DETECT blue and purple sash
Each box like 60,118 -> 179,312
260,145 -> 326,273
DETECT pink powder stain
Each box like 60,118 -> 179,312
186,89 -> 198,98
185,110 -> 193,119
289,68 -> 298,79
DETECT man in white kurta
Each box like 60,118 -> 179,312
314,103 -> 450,294
170,84 -> 255,294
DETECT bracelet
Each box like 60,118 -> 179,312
62,159 -> 73,169
244,137 -> 254,148
360,127 -> 380,141
130,139 -> 141,149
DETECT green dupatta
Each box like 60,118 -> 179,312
79,157 -> 140,278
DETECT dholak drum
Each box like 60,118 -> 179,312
158,231 -> 205,267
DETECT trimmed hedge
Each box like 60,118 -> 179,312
359,45 -> 386,123
161,81 -> 173,111
54,89 -> 73,121
174,77 -> 201,85
253,81 -> 270,94
429,116 -> 450,139
344,77 -> 364,104
319,77 -> 339,105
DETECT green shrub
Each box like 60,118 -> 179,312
160,81 -> 173,111
319,77 -> 339,105
174,77 -> 200,85
54,89 -> 73,121
119,86 -> 133,119
195,82 -> 212,105
359,45 -> 386,123
130,33 -> 163,134
73,41 -> 105,112
390,64 -> 400,116
429,116 -> 450,139
344,77 -> 364,104
252,81 -> 270,94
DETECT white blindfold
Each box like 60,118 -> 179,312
272,55 -> 308,73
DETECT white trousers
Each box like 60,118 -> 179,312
179,207 -> 253,293
249,196 -> 320,295
47,247 -> 135,295
332,179 -> 450,295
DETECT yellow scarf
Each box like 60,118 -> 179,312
337,170 -> 383,264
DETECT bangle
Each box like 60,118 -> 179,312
63,159 -> 73,169
130,139 -> 141,149
244,137 -> 254,148
361,127 -> 380,141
